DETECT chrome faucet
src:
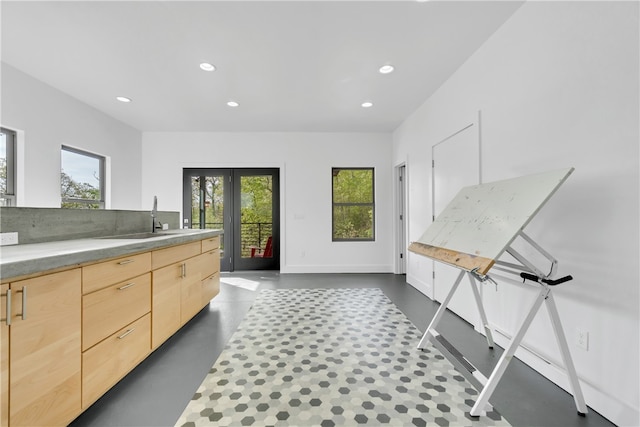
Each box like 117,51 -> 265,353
151,196 -> 162,232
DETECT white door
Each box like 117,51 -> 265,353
432,122 -> 481,328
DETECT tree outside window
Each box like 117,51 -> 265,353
332,168 -> 375,241
61,146 -> 105,209
1,128 -> 17,206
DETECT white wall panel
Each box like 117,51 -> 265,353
1,64 -> 142,209
392,2 -> 639,425
141,132 -> 394,273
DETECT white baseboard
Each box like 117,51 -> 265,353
491,327 -> 639,427
281,264 -> 394,274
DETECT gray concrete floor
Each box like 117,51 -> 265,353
70,272 -> 614,427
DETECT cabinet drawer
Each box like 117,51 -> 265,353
82,273 -> 151,351
151,241 -> 201,270
199,249 -> 220,278
82,314 -> 150,408
202,272 -> 220,305
83,252 -> 151,294
201,235 -> 220,252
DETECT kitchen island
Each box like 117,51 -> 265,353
0,228 -> 222,427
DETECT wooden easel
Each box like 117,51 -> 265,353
409,168 -> 587,418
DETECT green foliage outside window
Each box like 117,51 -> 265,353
0,157 -> 7,196
191,176 -> 225,229
61,171 -> 101,209
332,168 -> 374,241
60,146 -> 104,209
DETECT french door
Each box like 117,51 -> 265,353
183,168 -> 279,271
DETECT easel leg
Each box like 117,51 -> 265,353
417,270 -> 466,350
467,272 -> 495,349
545,291 -> 588,415
470,286 -> 548,416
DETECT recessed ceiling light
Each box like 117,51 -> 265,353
361,101 -> 374,108
200,62 -> 216,72
227,101 -> 239,107
379,65 -> 395,74
116,96 -> 131,103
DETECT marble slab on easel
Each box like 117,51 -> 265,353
409,168 -> 574,274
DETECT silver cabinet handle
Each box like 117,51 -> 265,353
118,328 -> 135,339
117,283 -> 135,291
20,286 -> 26,320
180,263 -> 186,278
4,288 -> 11,326
118,259 -> 135,265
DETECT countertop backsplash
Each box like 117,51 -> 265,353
0,207 -> 180,245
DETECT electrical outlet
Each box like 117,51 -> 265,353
576,329 -> 589,351
0,232 -> 19,246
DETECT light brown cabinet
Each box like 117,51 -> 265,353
1,284 -> 9,427
201,235 -> 220,253
82,273 -> 151,351
81,257 -> 152,409
150,241 -> 203,349
1,269 -> 82,427
199,247 -> 221,306
82,314 -> 151,407
151,239 -> 221,348
1,233 -> 220,426
151,241 -> 200,270
151,261 -> 182,349
179,254 -> 205,325
201,271 -> 220,306
82,252 -> 151,294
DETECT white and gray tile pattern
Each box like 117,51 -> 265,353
176,288 -> 510,427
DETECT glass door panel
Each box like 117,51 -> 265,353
184,168 -> 279,271
234,169 -> 279,270
190,176 -> 201,228
184,169 -> 232,271
240,175 -> 273,259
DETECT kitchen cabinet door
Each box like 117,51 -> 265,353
1,284 -> 8,427
180,255 -> 204,325
9,269 -> 81,427
152,262 -> 183,348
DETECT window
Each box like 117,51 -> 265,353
61,146 -> 105,209
0,128 -> 17,206
332,167 -> 375,241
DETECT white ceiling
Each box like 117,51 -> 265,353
1,1 -> 523,133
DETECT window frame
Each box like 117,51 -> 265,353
0,127 -> 17,206
331,167 -> 375,242
61,145 -> 106,209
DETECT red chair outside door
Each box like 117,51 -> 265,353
250,236 -> 273,258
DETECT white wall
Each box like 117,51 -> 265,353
141,132 -> 394,273
1,63 -> 143,209
393,2 -> 639,426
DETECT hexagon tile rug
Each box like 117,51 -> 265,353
176,288 -> 510,427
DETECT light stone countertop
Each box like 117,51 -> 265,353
0,228 -> 223,281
